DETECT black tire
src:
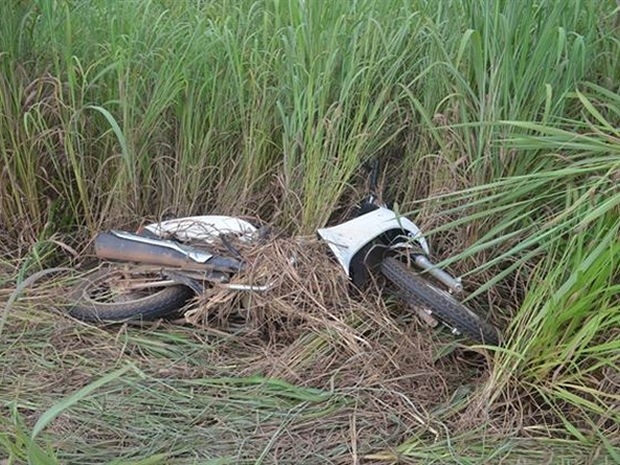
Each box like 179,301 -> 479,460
380,256 -> 500,345
67,267 -> 194,322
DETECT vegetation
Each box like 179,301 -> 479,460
1,0 -> 618,463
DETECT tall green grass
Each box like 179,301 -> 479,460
1,0 -> 616,233
1,0 -> 619,461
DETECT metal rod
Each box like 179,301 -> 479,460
413,255 -> 463,293
219,281 -> 275,292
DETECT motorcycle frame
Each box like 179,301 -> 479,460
101,211 -> 462,295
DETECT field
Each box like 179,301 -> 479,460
1,0 -> 619,463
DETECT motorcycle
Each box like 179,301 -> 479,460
66,162 -> 500,345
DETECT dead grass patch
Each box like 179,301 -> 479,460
0,236 -> 503,462
5,233 -> 606,463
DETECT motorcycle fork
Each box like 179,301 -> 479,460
410,254 -> 463,294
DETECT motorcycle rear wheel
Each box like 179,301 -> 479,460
67,267 -> 193,322
380,256 -> 500,345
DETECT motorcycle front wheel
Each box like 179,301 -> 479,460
380,256 -> 500,345
66,267 -> 193,322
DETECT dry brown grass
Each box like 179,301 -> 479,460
0,233 -> 506,463
5,225 -> 613,464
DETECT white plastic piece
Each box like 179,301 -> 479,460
145,215 -> 257,243
317,207 -> 430,276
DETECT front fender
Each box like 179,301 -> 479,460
317,207 -> 429,278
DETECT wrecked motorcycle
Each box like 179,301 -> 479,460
66,165 -> 500,345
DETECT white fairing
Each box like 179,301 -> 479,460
144,215 -> 257,243
317,207 -> 430,276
